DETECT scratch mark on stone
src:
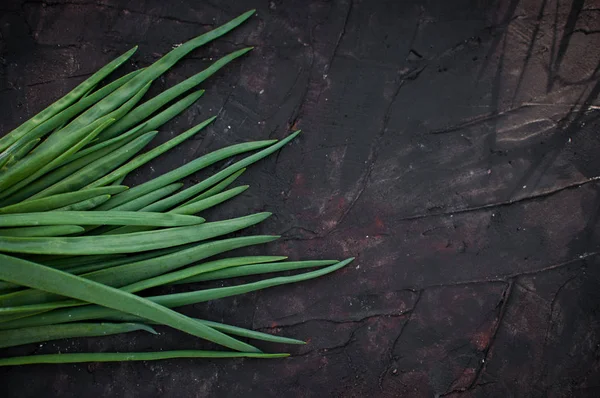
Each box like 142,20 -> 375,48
332,66 -> 424,232
396,178 -> 600,222
259,309 -> 415,331
468,281 -> 514,389
23,0 -> 215,28
326,0 -> 353,74
378,289 -> 423,390
538,272 -> 582,386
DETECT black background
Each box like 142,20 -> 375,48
1,0 -> 600,396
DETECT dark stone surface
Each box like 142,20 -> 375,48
1,0 -> 600,396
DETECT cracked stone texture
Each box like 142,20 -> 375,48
1,0 -> 600,396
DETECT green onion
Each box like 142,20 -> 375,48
0,235 -> 279,309
0,186 -> 127,214
39,254 -> 125,270
0,253 -> 261,352
63,123 -> 148,166
96,47 -> 252,141
52,194 -> 113,211
6,70 -> 143,154
182,168 -> 246,206
0,47 -> 137,153
0,225 -> 85,237
195,319 -> 303,345
1,138 -> 40,170
0,322 -> 157,349
0,213 -> 268,255
96,140 -> 275,210
0,259 -> 353,328
86,116 -> 216,188
1,138 -> 40,171
29,131 -> 157,199
0,118 -> 119,205
0,351 -> 288,366
107,185 -> 249,235
148,131 -> 300,209
0,211 -> 205,228
0,8 -> 350,365
110,183 -> 182,212
176,260 -> 340,283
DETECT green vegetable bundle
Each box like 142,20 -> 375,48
0,10 -> 352,366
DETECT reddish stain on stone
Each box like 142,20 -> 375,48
278,241 -> 290,252
432,240 -> 454,252
472,330 -> 492,351
370,215 -> 387,236
449,367 -> 477,391
294,173 -> 305,188
383,369 -> 431,396
291,173 -> 313,198
379,316 -> 405,332
242,72 -> 269,94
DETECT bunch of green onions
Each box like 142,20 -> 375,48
0,10 -> 352,366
